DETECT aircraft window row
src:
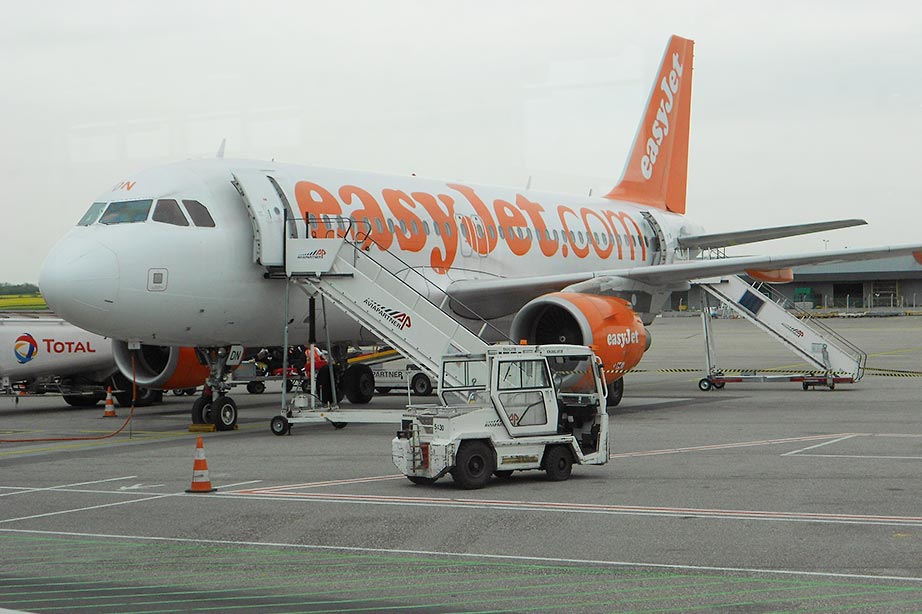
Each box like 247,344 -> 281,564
80,199 -> 215,227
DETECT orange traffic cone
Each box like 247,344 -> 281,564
102,386 -> 117,417
186,436 -> 217,493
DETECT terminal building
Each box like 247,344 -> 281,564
673,256 -> 922,312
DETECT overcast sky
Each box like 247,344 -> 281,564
2,0 -> 920,283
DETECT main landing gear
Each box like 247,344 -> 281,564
189,347 -> 238,431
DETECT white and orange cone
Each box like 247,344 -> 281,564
186,436 -> 217,493
102,386 -> 117,417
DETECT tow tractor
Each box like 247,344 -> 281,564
392,344 -> 609,489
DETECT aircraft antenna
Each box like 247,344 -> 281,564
215,138 -> 226,159
526,176 -> 532,190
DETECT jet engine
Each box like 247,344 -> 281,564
112,342 -> 210,390
510,292 -> 650,383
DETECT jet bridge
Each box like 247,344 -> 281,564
694,275 -> 866,390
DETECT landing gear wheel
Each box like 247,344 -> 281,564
411,373 -> 433,396
450,440 -> 494,490
606,378 -> 624,412
191,396 -> 212,424
698,378 -> 713,391
211,395 -> 237,431
344,364 -> 375,404
270,415 -> 290,436
407,476 -> 436,485
493,470 -> 514,479
543,445 -> 573,481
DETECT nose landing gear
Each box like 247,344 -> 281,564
189,347 -> 239,431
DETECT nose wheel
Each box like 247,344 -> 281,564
190,346 -> 241,431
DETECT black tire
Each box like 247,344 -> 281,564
246,381 -> 266,395
698,378 -> 712,391
191,396 -> 211,424
407,476 -> 436,485
606,378 -> 624,412
493,470 -> 514,479
331,422 -> 348,429
270,415 -> 289,436
713,382 -> 725,389
62,393 -> 104,408
316,365 -> 345,404
184,388 -> 197,396
411,373 -> 433,396
828,383 -> 836,391
172,389 -> 186,396
376,388 -> 392,394
543,445 -> 573,481
212,395 -> 237,431
802,382 -> 810,391
344,364 -> 375,404
450,440 -> 495,490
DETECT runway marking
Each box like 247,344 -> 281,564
2,527 -> 921,585
781,434 -> 859,456
0,494 -> 174,524
234,474 -> 404,493
0,476 -> 137,498
219,490 -> 922,527
609,433 -> 860,458
791,454 -> 922,460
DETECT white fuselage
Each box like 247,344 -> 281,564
40,158 -> 703,347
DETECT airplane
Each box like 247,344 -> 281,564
39,35 -> 922,429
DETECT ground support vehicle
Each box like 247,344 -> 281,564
392,344 -> 609,489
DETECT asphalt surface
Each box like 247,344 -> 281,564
2,315 -> 922,612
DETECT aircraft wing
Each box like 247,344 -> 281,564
446,243 -> 922,318
676,219 -> 866,249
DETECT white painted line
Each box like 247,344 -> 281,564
1,527 -> 920,584
216,480 -> 262,489
781,434 -> 858,456
0,493 -> 174,524
610,433 -> 860,459
792,453 -> 922,460
0,476 -> 138,498
230,475 -> 403,493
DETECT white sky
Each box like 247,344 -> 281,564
2,0 -> 921,283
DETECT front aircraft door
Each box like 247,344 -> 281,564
232,170 -> 296,267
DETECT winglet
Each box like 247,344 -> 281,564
606,35 -> 694,215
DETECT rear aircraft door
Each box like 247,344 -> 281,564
231,170 -> 299,267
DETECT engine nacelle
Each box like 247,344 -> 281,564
112,342 -> 209,390
510,292 -> 649,378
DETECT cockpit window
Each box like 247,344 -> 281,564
182,200 -> 215,228
152,199 -> 190,226
99,199 -> 153,225
77,202 -> 106,226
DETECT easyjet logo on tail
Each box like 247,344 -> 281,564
641,52 -> 684,180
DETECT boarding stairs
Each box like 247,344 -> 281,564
693,275 -> 866,389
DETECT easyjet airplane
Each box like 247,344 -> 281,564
39,36 -> 922,429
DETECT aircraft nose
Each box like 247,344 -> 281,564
39,236 -> 120,327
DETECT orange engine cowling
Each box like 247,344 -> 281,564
112,342 -> 210,390
510,292 -> 650,378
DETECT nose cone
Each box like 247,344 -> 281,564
40,236 -> 119,331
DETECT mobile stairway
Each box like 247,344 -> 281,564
693,275 -> 867,391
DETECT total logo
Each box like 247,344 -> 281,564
14,333 -> 38,364
363,298 -> 412,330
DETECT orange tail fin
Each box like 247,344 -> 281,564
606,35 -> 694,215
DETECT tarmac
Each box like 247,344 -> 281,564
1,315 -> 921,612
